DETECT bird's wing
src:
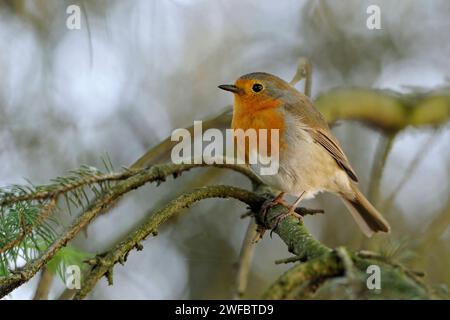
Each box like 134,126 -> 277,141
308,128 -> 359,182
284,93 -> 358,182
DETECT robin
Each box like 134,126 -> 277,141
219,72 -> 390,237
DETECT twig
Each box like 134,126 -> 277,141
234,218 -> 258,299
0,197 -> 57,254
73,185 -> 266,299
0,170 -> 142,206
73,186 -> 328,299
264,246 -> 431,300
290,57 -> 313,97
315,89 -> 450,131
259,206 -> 431,299
263,253 -> 342,299
57,289 -> 77,300
232,205 -> 324,297
382,130 -> 440,212
0,163 -> 258,298
33,267 -> 53,300
367,133 -> 396,204
274,256 -> 305,265
129,108 -> 233,169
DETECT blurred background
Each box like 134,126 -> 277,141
1,0 -> 449,299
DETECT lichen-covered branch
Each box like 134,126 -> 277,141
261,210 -> 433,300
262,253 -> 342,299
256,205 -> 332,261
0,169 -> 141,207
74,185 -> 266,299
0,163 -> 258,298
0,166 -> 439,299
315,88 -> 450,131
32,267 -> 53,300
72,184 -> 433,300
234,218 -> 258,298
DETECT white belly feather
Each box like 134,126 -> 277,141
250,118 -> 352,199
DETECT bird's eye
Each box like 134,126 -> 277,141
252,83 -> 264,93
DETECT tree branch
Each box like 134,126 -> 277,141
0,163 -> 258,298
234,218 -> 258,298
74,185 -> 266,299
260,209 -> 433,299
315,88 -> 450,132
68,184 -> 433,300
256,204 -> 331,261
32,267 -> 53,300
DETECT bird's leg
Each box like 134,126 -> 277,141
271,191 -> 306,233
260,192 -> 287,223
288,191 -> 307,220
254,192 -> 287,242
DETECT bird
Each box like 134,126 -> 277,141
218,72 -> 390,237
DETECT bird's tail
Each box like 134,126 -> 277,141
341,185 -> 390,237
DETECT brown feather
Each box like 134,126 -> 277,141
308,129 -> 358,182
284,94 -> 358,182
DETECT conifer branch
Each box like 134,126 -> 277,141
73,185 -> 265,299
0,163 -> 258,298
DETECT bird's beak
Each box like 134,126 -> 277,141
218,84 -> 241,94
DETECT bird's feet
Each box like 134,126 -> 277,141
253,192 -> 303,243
271,207 -> 304,234
259,192 -> 288,224
270,191 -> 306,234
253,193 -> 287,242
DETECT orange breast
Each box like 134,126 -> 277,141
231,99 -> 285,162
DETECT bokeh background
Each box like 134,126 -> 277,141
1,0 -> 449,299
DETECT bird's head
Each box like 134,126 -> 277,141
219,72 -> 294,112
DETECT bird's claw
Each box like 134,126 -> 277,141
259,195 -> 288,225
254,194 -> 303,242
269,208 -> 304,237
252,225 -> 266,243
254,207 -> 304,241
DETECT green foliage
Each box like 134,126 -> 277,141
0,204 -> 57,276
0,237 -> 54,277
0,156 -> 128,278
46,246 -> 93,282
377,237 -> 416,263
